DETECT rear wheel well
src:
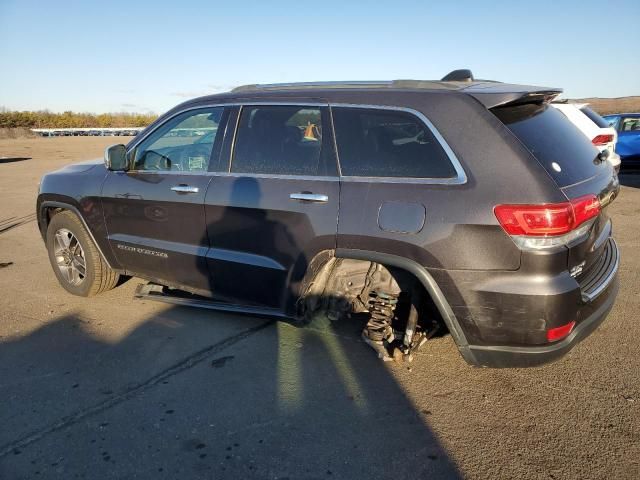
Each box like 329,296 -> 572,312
298,256 -> 448,335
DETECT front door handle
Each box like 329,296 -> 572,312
289,192 -> 329,203
171,185 -> 199,194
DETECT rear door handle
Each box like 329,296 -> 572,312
171,185 -> 199,194
289,193 -> 329,203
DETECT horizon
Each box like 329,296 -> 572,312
1,0 -> 639,116
2,94 -> 640,116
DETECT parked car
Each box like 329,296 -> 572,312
551,102 -> 621,173
37,70 -> 620,368
603,113 -> 640,169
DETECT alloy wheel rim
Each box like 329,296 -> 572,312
53,228 -> 86,285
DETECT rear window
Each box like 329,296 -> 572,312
580,106 -> 610,128
493,103 -> 604,187
332,107 -> 457,178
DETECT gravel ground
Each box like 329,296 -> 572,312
0,137 -> 638,479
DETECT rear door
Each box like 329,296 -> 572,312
102,106 -> 230,293
203,103 -> 340,309
332,105 -> 483,268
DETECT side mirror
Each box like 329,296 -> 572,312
104,144 -> 129,171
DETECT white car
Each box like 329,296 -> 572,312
551,102 -> 621,173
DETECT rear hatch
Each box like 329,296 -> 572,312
491,101 -> 619,295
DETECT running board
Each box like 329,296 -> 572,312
134,283 -> 288,319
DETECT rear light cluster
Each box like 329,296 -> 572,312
592,134 -> 614,146
494,195 -> 600,250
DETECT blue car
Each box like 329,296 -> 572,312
603,113 -> 640,168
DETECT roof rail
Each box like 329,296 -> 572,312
231,80 -> 394,93
231,70 -> 482,93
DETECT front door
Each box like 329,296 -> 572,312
102,106 -> 229,294
204,104 -> 340,309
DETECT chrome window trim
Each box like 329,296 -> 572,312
118,170 -> 338,181
126,105 -> 225,173
215,172 -> 339,182
122,170 -> 213,176
329,103 -> 467,185
126,102 -> 327,154
229,103 -> 330,177
127,101 -> 466,185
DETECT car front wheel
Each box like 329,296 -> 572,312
46,210 -> 119,296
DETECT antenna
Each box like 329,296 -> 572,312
441,69 -> 474,82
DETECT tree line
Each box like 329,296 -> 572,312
0,110 -> 158,128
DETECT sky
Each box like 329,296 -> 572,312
1,0 -> 638,115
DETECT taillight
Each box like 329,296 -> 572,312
547,321 -> 576,342
572,195 -> 601,225
494,195 -> 600,250
592,134 -> 614,146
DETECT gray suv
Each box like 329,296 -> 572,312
37,70 -> 620,367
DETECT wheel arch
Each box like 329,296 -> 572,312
39,200 -> 115,270
333,248 -> 477,365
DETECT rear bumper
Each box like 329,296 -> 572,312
443,237 -> 620,368
465,274 -> 618,367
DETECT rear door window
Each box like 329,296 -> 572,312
331,107 -> 457,178
231,105 -> 336,176
493,103 -> 604,187
579,106 -> 610,128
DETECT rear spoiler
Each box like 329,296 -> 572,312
463,82 -> 563,109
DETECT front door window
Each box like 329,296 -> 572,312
132,108 -> 225,172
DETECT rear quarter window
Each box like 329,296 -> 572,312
332,107 -> 457,179
493,103 -> 605,187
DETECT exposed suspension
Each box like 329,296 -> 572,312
363,287 -> 429,363
362,290 -> 399,361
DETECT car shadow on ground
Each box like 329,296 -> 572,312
0,304 -> 461,479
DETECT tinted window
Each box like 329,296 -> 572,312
332,108 -> 456,178
133,107 -> 224,172
493,103 -> 604,187
621,117 -> 640,131
231,106 -> 335,176
604,116 -> 620,130
580,106 -> 610,128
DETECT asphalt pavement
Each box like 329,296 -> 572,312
0,138 -> 638,479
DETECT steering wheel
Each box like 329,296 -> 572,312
142,151 -> 172,171
179,144 -> 211,172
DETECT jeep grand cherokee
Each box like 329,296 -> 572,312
37,70 -> 620,367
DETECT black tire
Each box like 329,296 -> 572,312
46,210 -> 119,296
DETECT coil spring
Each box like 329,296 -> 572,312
366,290 -> 399,342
